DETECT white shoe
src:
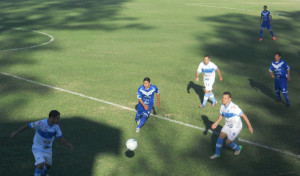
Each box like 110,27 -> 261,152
210,154 -> 220,159
136,128 -> 140,133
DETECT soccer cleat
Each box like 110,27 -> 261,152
259,38 -> 263,41
210,154 -> 220,159
136,128 -> 140,133
234,145 -> 242,155
212,101 -> 217,107
200,105 -> 204,108
273,36 -> 276,40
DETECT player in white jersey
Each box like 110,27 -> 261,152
196,55 -> 223,108
210,92 -> 253,159
11,110 -> 73,176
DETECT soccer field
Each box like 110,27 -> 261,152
1,0 -> 300,175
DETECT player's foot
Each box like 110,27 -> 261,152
200,105 -> 204,108
136,128 -> 140,133
273,36 -> 276,40
210,154 -> 220,159
275,99 -> 282,102
212,101 -> 217,107
234,145 -> 242,155
259,38 -> 263,41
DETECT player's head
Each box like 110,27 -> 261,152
222,92 -> 231,105
203,55 -> 210,65
274,52 -> 281,62
263,5 -> 267,11
143,77 -> 151,89
49,110 -> 60,124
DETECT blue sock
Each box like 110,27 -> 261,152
215,137 -> 223,155
135,113 -> 140,122
276,91 -> 281,100
283,93 -> 290,105
270,30 -> 274,36
35,168 -> 42,176
260,30 -> 263,38
42,165 -> 48,176
137,114 -> 148,128
228,142 -> 240,151
202,93 -> 209,106
209,92 -> 216,103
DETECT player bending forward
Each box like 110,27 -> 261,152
210,92 -> 253,159
11,110 -> 73,176
136,77 -> 160,133
196,55 -> 222,108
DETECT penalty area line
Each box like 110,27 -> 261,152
1,72 -> 299,159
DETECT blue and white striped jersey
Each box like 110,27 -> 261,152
269,59 -> 290,78
220,102 -> 243,126
137,84 -> 159,105
261,10 -> 271,22
197,61 -> 218,80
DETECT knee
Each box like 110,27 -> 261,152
36,163 -> 44,170
225,140 -> 232,146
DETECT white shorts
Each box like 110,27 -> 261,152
204,79 -> 215,91
221,123 -> 242,141
33,149 -> 52,166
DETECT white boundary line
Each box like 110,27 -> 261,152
1,72 -> 299,159
186,3 -> 287,19
0,28 -> 54,52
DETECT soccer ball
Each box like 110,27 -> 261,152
126,139 -> 138,151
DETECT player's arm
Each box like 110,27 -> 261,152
211,115 -> 223,130
241,113 -> 253,134
217,68 -> 223,81
10,124 -> 29,138
260,15 -> 263,24
139,98 -> 149,110
196,72 -> 200,82
287,69 -> 291,81
59,136 -> 73,150
156,93 -> 160,107
269,67 -> 275,79
270,15 -> 272,24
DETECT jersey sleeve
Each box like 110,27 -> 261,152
155,86 -> 160,94
213,63 -> 218,70
197,63 -> 203,74
284,62 -> 290,70
137,87 -> 142,99
56,126 -> 63,138
29,120 -> 43,130
269,63 -> 274,72
233,105 -> 243,116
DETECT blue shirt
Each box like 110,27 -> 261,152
269,60 -> 290,78
137,84 -> 159,105
261,10 -> 271,22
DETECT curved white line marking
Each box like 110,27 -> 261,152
0,28 -> 54,52
1,72 -> 300,159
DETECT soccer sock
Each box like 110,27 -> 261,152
42,165 -> 48,176
270,30 -> 274,36
209,92 -> 217,103
215,137 -> 223,155
202,93 -> 209,106
276,91 -> 281,100
260,30 -> 263,38
135,113 -> 140,122
229,142 -> 240,151
283,93 -> 290,105
137,114 -> 148,128
34,168 -> 42,176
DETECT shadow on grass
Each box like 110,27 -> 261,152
0,117 -> 121,176
248,78 -> 277,100
187,81 -> 205,104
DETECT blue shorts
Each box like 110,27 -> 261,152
136,103 -> 153,117
275,78 -> 288,93
261,21 -> 272,30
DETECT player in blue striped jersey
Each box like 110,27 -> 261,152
260,5 -> 276,41
11,110 -> 73,176
196,55 -> 223,108
136,77 -> 160,133
269,52 -> 291,107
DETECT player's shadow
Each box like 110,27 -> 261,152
2,117 -> 121,176
248,78 -> 277,100
135,104 -> 157,115
187,81 -> 205,104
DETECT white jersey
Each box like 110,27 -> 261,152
29,119 -> 62,152
220,101 -> 243,128
197,61 -> 218,81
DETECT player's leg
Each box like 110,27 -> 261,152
275,79 -> 281,101
136,105 -> 152,132
280,78 -> 290,106
136,103 -> 143,124
225,126 -> 242,155
33,150 -> 45,176
266,22 -> 275,40
42,152 -> 52,176
260,22 -> 266,40
201,80 -> 211,108
208,81 -> 217,106
210,126 -> 228,159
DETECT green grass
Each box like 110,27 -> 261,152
1,0 -> 300,175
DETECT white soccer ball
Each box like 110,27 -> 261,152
126,139 -> 138,151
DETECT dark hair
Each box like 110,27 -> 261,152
143,77 -> 151,83
49,110 -> 60,119
223,92 -> 231,98
275,52 -> 281,57
204,55 -> 210,58
264,5 -> 267,8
